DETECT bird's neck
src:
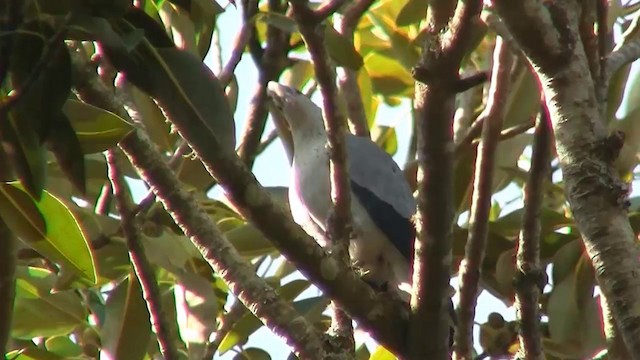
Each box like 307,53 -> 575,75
290,121 -> 328,151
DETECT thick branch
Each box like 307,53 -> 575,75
455,38 -> 514,360
514,106 -> 550,360
495,1 -> 640,356
289,0 -> 355,350
336,0 -> 375,138
491,0 -> 570,73
70,51 -> 326,359
411,0 -> 483,358
106,150 -> 182,360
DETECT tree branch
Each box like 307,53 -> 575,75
70,50 -> 327,359
335,0 -> 375,138
313,0 -> 348,23
410,0 -> 483,358
606,37 -> 640,80
237,0 -> 289,168
491,0 -> 570,73
513,105 -> 550,360
495,0 -> 640,355
106,149 -> 182,360
289,0 -> 355,351
77,31 -> 412,358
455,37 -> 514,360
218,24 -> 251,86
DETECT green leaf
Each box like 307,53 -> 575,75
63,99 -> 134,154
356,67 -> 378,127
395,0 -> 428,26
491,207 -> 572,239
355,344 -> 371,360
547,275 -> 581,344
174,272 -> 218,344
225,224 -> 276,258
493,249 -> 516,303
46,112 -> 87,194
235,348 -> 272,360
253,11 -> 298,33
5,346 -> 64,360
363,52 -> 414,97
292,296 -> 331,325
281,60 -> 315,90
4,106 -> 48,200
101,274 -> 152,360
0,183 -> 96,284
143,47 -> 237,152
370,345 -> 396,360
45,335 -> 83,357
367,12 -> 420,69
503,68 -> 540,129
128,86 -> 176,151
12,266 -> 87,339
324,26 -> 364,70
551,240 -> 582,286
372,125 -> 398,155
574,256 -> 596,311
219,280 -> 311,353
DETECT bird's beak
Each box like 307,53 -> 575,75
266,82 -> 287,110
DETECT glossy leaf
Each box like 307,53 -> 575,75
101,274 -> 152,360
395,0 -> 428,26
63,99 -> 134,154
12,267 -> 87,339
174,271 -> 218,344
0,183 -> 96,284
46,112 -> 87,194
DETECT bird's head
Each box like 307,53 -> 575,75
266,82 -> 324,134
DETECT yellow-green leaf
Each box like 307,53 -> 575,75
101,274 -> 152,360
63,99 -> 134,153
0,183 -> 96,284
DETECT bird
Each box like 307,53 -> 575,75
266,81 -> 416,292
267,82 -> 457,348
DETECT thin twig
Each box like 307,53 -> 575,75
237,0 -> 289,168
218,24 -> 251,86
513,105 -> 550,360
410,0 -> 483,357
314,0 -> 348,23
470,120 -> 534,146
71,49 -> 327,359
455,38 -> 514,360
606,37 -> 640,79
241,0 -> 263,64
106,149 -> 182,360
257,129 -> 279,154
336,0 -> 375,138
289,0 -> 355,351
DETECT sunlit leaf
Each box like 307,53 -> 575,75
101,274 -> 152,360
0,183 -> 96,284
12,267 -> 87,339
63,99 -> 134,153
